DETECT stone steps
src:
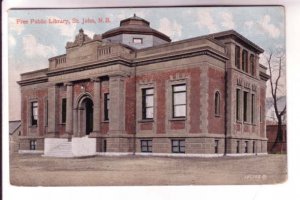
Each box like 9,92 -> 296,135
44,141 -> 73,157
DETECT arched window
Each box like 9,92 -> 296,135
214,91 -> 220,116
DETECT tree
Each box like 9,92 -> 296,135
265,49 -> 286,153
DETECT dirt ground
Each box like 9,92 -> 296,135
10,154 -> 287,186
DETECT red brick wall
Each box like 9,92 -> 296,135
170,121 -> 185,130
208,68 -> 225,134
21,87 -> 48,136
267,124 -> 287,153
140,122 -> 153,130
189,68 -> 201,133
260,87 -> 266,137
125,77 -> 136,134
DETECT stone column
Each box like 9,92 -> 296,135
65,82 -> 73,136
108,73 -> 126,135
47,84 -> 58,137
91,77 -> 101,135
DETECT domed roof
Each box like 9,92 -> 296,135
102,14 -> 171,42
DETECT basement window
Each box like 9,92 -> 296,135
30,140 -> 37,150
141,140 -> 152,153
172,139 -> 185,153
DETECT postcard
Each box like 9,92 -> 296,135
7,6 -> 286,189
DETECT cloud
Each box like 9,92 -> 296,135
258,15 -> 281,38
220,12 -> 235,29
83,29 -> 95,38
244,21 -> 254,29
47,16 -> 77,40
158,17 -> 182,41
195,9 -> 218,33
9,17 -> 25,35
22,35 -> 57,57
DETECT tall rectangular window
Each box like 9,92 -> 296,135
250,54 -> 255,76
253,141 -> 256,153
141,140 -> 152,153
236,89 -> 241,121
172,84 -> 186,118
142,88 -> 154,119
61,98 -> 66,124
251,94 -> 255,124
237,141 -> 240,153
104,93 -> 110,121
235,45 -> 240,69
172,139 -> 185,153
242,50 -> 248,72
243,91 -> 248,122
31,101 -> 38,126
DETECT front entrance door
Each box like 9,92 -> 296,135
85,98 -> 93,135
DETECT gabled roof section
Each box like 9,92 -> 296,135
9,120 -> 21,135
208,30 -> 264,54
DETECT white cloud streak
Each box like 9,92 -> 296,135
22,35 -> 57,57
158,17 -> 182,41
258,15 -> 281,38
196,9 -> 218,33
220,12 -> 235,29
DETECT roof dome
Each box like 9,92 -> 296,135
102,14 -> 171,42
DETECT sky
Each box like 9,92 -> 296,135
7,6 -> 285,120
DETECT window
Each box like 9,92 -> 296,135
235,45 -> 240,69
133,38 -> 143,44
61,98 -> 66,124
214,140 -> 219,153
243,91 -> 248,122
141,140 -> 152,153
251,94 -> 255,124
172,84 -> 187,118
242,50 -> 248,72
30,140 -> 37,150
245,141 -> 248,153
104,93 -> 110,121
172,139 -> 185,153
103,140 -> 107,152
236,89 -> 241,121
142,88 -> 154,119
237,141 -> 240,153
253,141 -> 256,153
214,91 -> 220,116
250,54 -> 255,76
31,101 -> 38,126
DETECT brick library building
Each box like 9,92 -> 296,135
18,15 -> 269,157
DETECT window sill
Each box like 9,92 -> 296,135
29,125 -> 38,128
138,119 -> 154,123
214,115 -> 221,118
102,120 -> 109,123
236,120 -> 243,124
169,118 -> 186,121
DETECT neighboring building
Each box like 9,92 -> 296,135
9,120 -> 21,154
267,124 -> 287,153
18,15 -> 269,157
266,96 -> 286,124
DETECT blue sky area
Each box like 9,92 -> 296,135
8,7 -> 285,120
